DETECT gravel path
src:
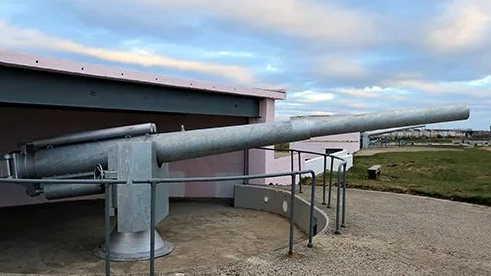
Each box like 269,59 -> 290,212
159,187 -> 491,276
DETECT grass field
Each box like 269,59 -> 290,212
300,147 -> 491,205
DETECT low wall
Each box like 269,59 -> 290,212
304,150 -> 353,175
260,132 -> 359,186
260,149 -> 353,186
234,184 -> 329,236
290,133 -> 360,154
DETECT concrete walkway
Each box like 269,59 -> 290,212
166,187 -> 491,276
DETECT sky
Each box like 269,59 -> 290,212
0,0 -> 490,130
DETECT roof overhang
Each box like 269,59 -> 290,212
0,50 -> 286,118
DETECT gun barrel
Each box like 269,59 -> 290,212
21,123 -> 157,151
362,125 -> 426,136
16,104 -> 469,178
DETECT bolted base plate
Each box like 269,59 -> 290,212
93,229 -> 174,261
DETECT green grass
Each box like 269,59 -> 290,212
300,148 -> 491,206
274,143 -> 290,151
274,143 -> 291,159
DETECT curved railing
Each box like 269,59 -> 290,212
253,147 -> 349,234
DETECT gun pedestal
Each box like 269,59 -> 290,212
94,141 -> 174,261
94,228 -> 173,261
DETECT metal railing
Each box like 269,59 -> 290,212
252,147 -> 349,234
0,169 -> 317,276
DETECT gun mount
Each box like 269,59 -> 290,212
0,104 -> 470,261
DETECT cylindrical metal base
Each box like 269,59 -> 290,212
94,229 -> 174,261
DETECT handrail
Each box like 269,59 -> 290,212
252,147 -> 349,234
0,169 -> 317,276
253,146 -> 347,206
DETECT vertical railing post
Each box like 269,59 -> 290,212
150,182 -> 156,276
243,150 -> 249,184
308,171 -> 315,248
341,163 -> 347,228
104,183 -> 111,276
322,155 -> 327,205
288,173 -> 296,255
328,156 -> 334,208
335,164 -> 343,234
298,152 -> 302,193
290,150 -> 294,173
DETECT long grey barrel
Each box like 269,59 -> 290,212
363,125 -> 426,136
22,123 -> 157,150
18,104 -> 469,178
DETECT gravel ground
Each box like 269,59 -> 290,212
159,187 -> 491,276
2,187 -> 490,276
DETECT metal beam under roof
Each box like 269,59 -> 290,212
0,65 -> 260,117
0,50 -> 286,117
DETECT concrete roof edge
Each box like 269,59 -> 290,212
0,49 -> 287,100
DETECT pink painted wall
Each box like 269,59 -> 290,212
262,151 -> 306,185
246,99 -> 276,185
0,105 -> 248,207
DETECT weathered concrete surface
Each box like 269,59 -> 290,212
0,199 -> 306,275
234,184 -> 328,235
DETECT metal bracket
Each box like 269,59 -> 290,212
0,153 -> 18,178
95,164 -> 117,180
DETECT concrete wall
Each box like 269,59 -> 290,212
0,105 -> 249,207
234,184 -> 329,236
289,133 -> 360,154
304,150 -> 353,174
257,132 -> 358,186
257,149 -> 353,186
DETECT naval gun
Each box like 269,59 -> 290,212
0,104 -> 470,260
360,125 -> 426,148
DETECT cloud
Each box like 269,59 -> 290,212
288,89 -> 336,103
2,0 -> 490,129
0,20 -> 254,83
315,55 -> 367,80
49,0 -> 491,87
310,111 -> 338,116
94,0 -> 376,46
425,0 -> 491,52
384,75 -> 491,97
330,86 -> 409,99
